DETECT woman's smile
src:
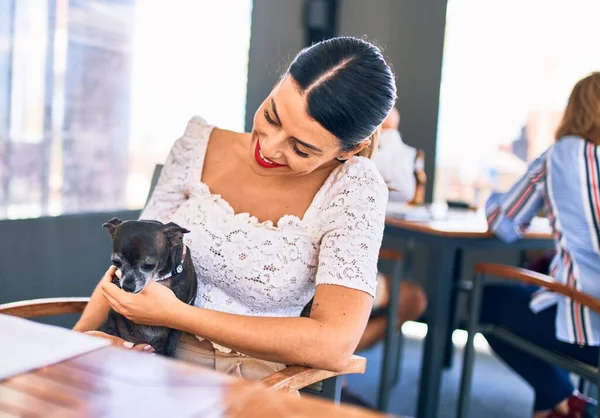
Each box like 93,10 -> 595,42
254,140 -> 287,168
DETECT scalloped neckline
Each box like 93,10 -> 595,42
194,125 -> 345,231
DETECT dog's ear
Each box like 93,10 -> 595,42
102,218 -> 123,238
163,222 -> 190,247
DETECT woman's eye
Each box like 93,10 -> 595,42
264,108 -> 277,126
292,143 -> 310,158
142,263 -> 156,271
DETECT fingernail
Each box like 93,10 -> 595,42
144,345 -> 153,351
123,341 -> 134,348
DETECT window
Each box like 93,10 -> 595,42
434,0 -> 600,208
0,0 -> 253,219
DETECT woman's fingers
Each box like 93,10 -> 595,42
84,331 -> 155,353
103,265 -> 117,281
132,344 -> 155,353
102,291 -> 122,311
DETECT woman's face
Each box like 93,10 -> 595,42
248,76 -> 366,177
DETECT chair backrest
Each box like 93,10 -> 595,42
144,164 -> 164,208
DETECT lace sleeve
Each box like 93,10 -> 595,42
315,159 -> 389,297
139,117 -> 206,223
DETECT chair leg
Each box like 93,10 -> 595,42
444,248 -> 464,369
518,249 -> 528,268
578,376 -> 589,397
392,331 -> 405,387
321,376 -> 342,404
393,243 -> 412,386
457,273 -> 485,418
377,259 -> 404,412
596,349 -> 600,418
301,376 -> 342,404
391,239 -> 414,386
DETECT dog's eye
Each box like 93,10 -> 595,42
112,260 -> 122,268
141,263 -> 156,271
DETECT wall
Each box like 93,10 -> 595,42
336,1 -> 525,303
2,1 -> 517,330
246,0 -> 449,202
0,210 -> 139,326
244,0 -> 305,131
338,0 -> 448,202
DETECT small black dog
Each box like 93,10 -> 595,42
100,218 -> 197,356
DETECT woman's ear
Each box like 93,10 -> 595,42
337,138 -> 372,160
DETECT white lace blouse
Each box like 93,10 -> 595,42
141,116 -> 388,320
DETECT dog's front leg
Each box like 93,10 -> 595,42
162,329 -> 183,357
97,311 -> 119,336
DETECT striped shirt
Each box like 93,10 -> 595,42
486,136 -> 600,346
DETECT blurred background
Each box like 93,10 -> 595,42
1,0 -> 599,221
3,2 -> 600,416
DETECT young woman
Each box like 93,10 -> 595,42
484,72 -> 600,418
74,36 -> 400,379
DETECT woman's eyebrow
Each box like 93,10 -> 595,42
294,138 -> 323,153
271,98 -> 324,154
271,98 -> 282,124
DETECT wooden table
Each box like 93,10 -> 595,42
379,208 -> 553,418
0,344 -> 393,418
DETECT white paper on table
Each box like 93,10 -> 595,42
386,202 -> 432,222
0,313 -> 111,380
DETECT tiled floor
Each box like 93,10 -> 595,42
346,324 -> 534,418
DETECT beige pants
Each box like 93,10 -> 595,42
174,333 -> 287,381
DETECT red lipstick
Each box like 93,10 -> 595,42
254,141 -> 287,168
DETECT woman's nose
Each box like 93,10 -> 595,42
261,132 -> 286,158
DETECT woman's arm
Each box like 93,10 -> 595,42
486,150 -> 549,243
100,158 -> 387,371
101,275 -> 372,372
173,284 -> 372,371
72,270 -> 111,332
74,117 -> 198,331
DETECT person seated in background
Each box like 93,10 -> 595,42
483,72 -> 600,418
357,107 -> 427,353
341,107 -> 428,407
374,107 -> 418,202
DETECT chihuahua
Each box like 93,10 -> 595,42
99,218 -> 197,356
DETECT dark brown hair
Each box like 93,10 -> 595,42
555,72 -> 600,144
287,36 -> 396,159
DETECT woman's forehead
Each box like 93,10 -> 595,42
270,77 -> 339,150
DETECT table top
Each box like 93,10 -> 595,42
0,345 -> 389,418
385,205 -> 552,240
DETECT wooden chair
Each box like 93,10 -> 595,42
0,163 -> 368,404
374,248 -> 407,411
457,263 -> 600,418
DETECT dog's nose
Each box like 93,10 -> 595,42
121,281 -> 136,293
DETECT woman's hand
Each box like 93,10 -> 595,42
100,266 -> 180,327
84,330 -> 155,353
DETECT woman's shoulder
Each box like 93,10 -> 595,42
553,135 -> 593,150
548,135 -> 599,161
316,156 -> 388,215
176,116 -> 215,147
164,116 -> 216,165
334,156 -> 388,192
